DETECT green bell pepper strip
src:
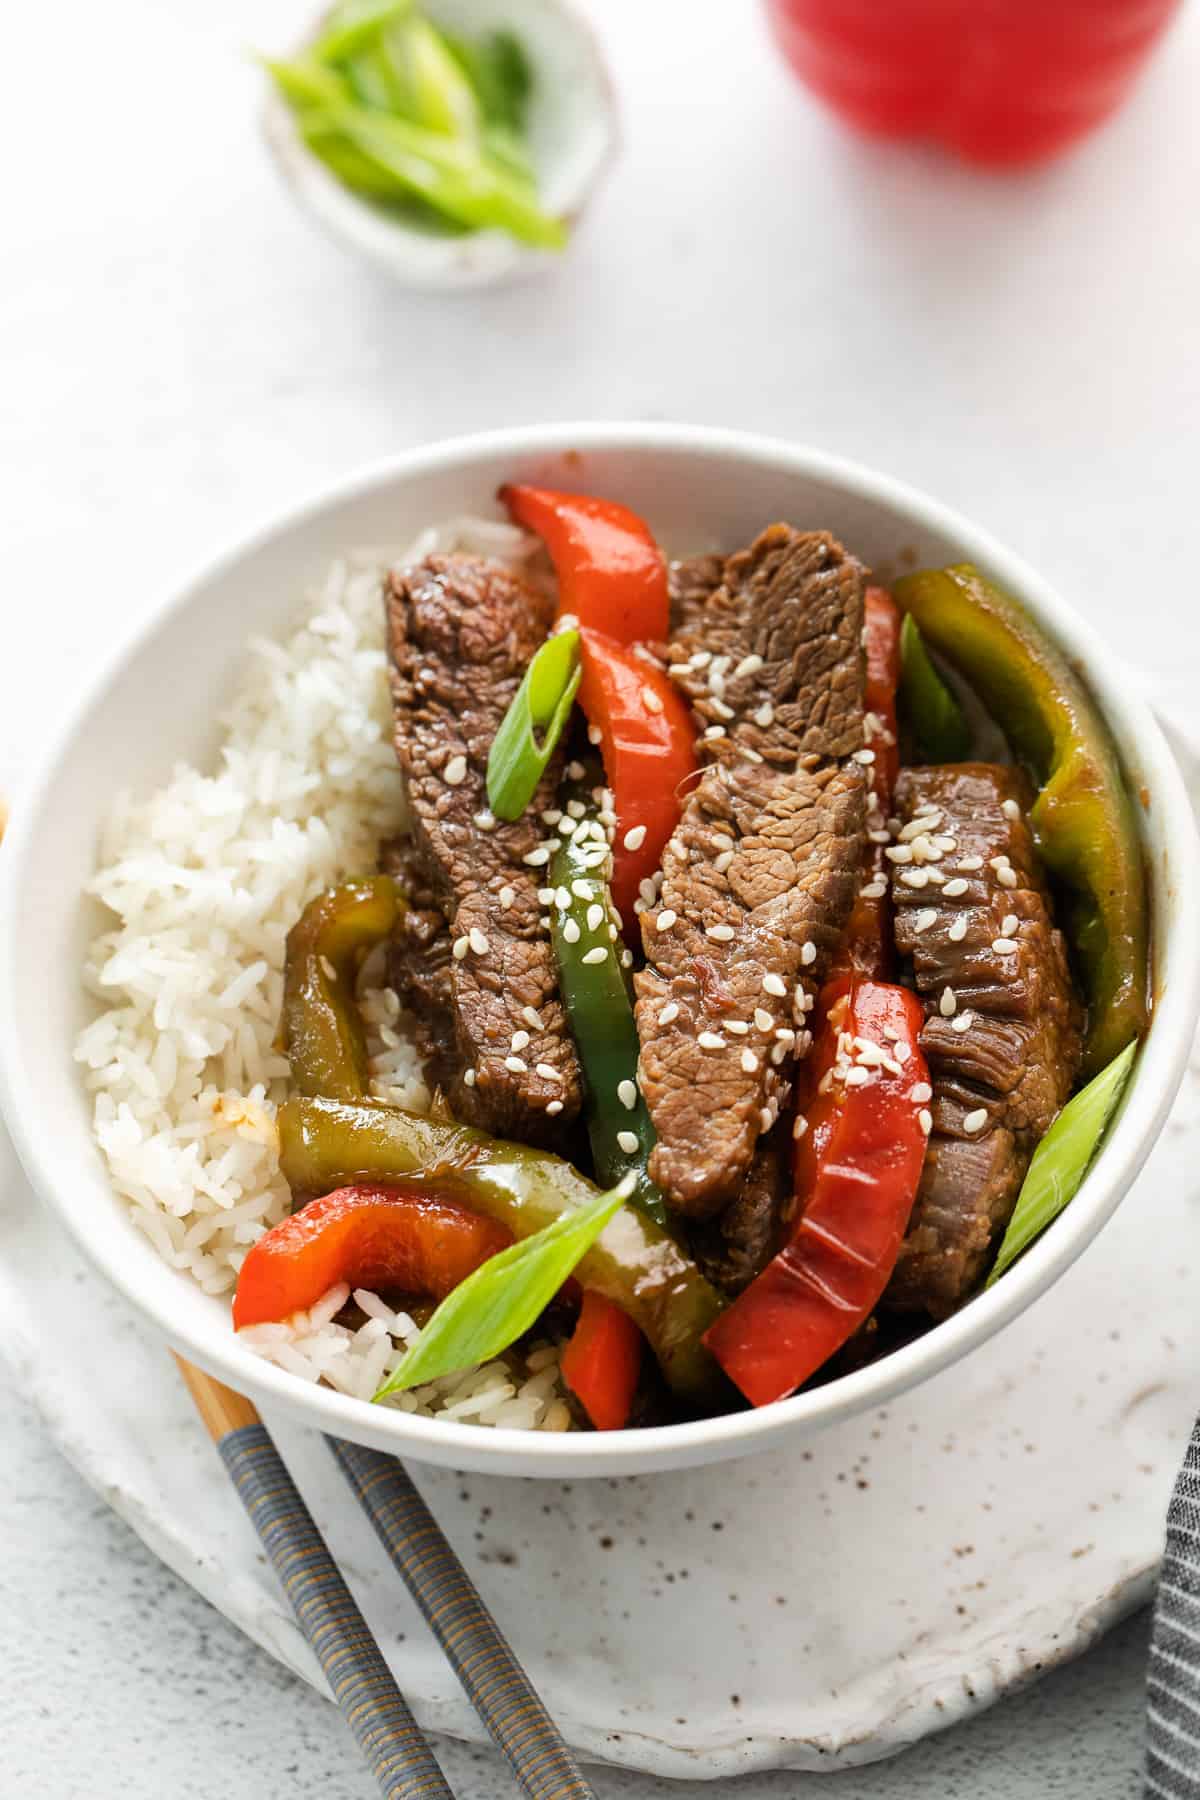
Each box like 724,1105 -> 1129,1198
277,1096 -> 725,1402
310,0 -> 413,66
898,613 -> 971,762
548,784 -> 665,1225
893,564 -> 1149,1077
282,877 -> 401,1102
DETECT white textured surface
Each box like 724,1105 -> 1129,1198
3,0 -> 1200,1793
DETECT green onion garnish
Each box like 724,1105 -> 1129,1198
486,628 -> 581,820
373,1174 -> 634,1399
899,613 -> 972,762
987,1039 -> 1137,1285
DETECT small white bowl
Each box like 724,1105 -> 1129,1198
262,0 -> 617,289
2,424 -> 1197,1478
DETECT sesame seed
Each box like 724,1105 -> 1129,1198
742,747 -> 764,764
911,1081 -> 933,1103
932,835 -> 958,854
794,1114 -> 809,1140
939,986 -> 958,1017
523,847 -> 551,867
499,886 -> 515,911
511,1030 -> 530,1052
901,869 -> 930,889
869,829 -> 891,845
760,1107 -> 774,1132
581,902 -> 601,932
686,649 -> 711,670
845,1066 -> 871,1087
959,855 -> 984,871
463,1068 -> 476,1087
1002,798 -> 1021,820
552,886 -> 570,911
771,1042 -> 789,1065
951,1012 -> 974,1033
763,973 -> 787,997
754,1008 -> 774,1032
912,908 -> 939,934
942,878 -> 969,897
704,725 -> 727,740
860,879 -> 887,900
992,937 -> 1019,954
621,948 -> 634,969
452,935 -> 469,961
886,844 -> 914,864
894,1041 -> 911,1063
727,1020 -> 750,1036
522,1006 -> 543,1031
557,612 -> 580,633
658,1002 -> 680,1025
319,955 -> 337,981
741,1049 -> 759,1073
443,754 -> 467,786
707,923 -> 736,941
668,662 -> 692,677
798,941 -> 815,967
641,686 -> 664,715
918,1108 -> 933,1135
474,809 -> 496,831
698,1031 -> 726,1050
617,1129 -> 639,1154
656,910 -> 678,933
618,1079 -> 638,1109
714,851 -> 734,874
505,1056 -> 528,1074
540,915 -> 551,929
963,1107 -> 988,1134
541,808 -> 563,827
925,867 -> 945,886
563,919 -> 581,944
853,748 -> 876,766
735,653 -> 765,678
713,833 -> 734,851
557,817 -> 577,838
582,946 -> 608,966
753,701 -> 775,728
947,916 -> 968,942
469,928 -> 490,956
587,723 -> 603,745
546,1098 -> 564,1115
623,825 -> 647,852
997,866 -> 1018,888
565,759 -> 585,781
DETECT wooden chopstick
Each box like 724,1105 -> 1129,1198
328,1437 -> 597,1800
175,1358 -> 456,1799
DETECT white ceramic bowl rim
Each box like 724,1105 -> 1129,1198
2,422 -> 1197,1477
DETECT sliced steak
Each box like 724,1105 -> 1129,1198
667,552 -> 724,636
379,839 -> 459,1096
885,763 -> 1084,1314
385,553 -> 582,1142
689,1130 -> 788,1295
634,527 -> 869,1217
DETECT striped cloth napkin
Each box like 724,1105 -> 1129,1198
1146,1415 -> 1200,1794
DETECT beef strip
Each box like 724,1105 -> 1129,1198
667,553 -> 724,635
688,1130 -> 789,1295
634,526 -> 869,1217
884,763 -> 1084,1315
379,838 -> 459,1097
385,553 -> 582,1142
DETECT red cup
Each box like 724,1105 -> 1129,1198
765,0 -> 1183,165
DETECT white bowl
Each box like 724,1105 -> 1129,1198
262,0 -> 617,290
2,424 -> 1197,1478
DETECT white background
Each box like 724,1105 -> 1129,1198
3,0 -> 1199,1794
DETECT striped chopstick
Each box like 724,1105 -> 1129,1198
175,1359 -> 455,1799
329,1437 -> 596,1800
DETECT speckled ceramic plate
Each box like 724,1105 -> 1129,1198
2,720 -> 1197,1780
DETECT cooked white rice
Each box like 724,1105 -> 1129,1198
75,517 -> 573,1429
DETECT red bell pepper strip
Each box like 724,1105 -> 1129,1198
576,629 -> 698,935
560,1290 -> 644,1431
703,977 -> 930,1407
833,585 -> 902,979
765,0 -> 1180,167
233,1184 -> 513,1328
499,483 -> 670,644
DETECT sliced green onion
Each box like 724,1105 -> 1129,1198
899,613 -> 971,762
375,14 -> 483,140
987,1040 -> 1137,1285
373,1174 -> 634,1399
310,0 -> 413,65
443,29 -> 533,134
486,628 -> 581,819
